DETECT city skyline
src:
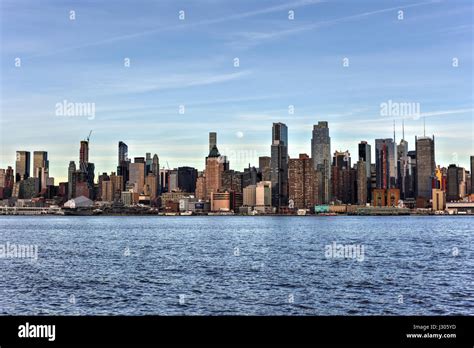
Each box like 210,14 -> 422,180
2,121 -> 472,184
2,121 -> 471,183
1,0 -> 472,181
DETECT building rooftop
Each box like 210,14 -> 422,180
208,145 -> 220,158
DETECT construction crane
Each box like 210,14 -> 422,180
86,130 -> 92,143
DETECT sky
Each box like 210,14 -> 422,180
1,0 -> 473,182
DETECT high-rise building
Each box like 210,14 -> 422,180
259,156 -> 271,182
375,138 -> 396,189
0,166 -> 14,199
0,170 -> 5,189
117,141 -> 130,189
288,154 -> 317,209
129,161 -> 145,194
358,141 -> 372,202
37,167 -> 50,191
98,172 -> 123,202
150,154 -> 160,197
77,138 -> 95,199
145,174 -> 159,201
243,185 -> 257,207
446,164 -> 462,201
457,167 -> 466,198
111,173 -> 123,198
311,121 -> 331,204
415,135 -> 435,199
118,141 -> 128,164
152,154 -> 160,176
15,151 -> 30,182
177,167 -> 198,193
256,181 -> 272,208
33,151 -> 48,178
98,173 -> 111,201
471,156 -> 474,194
222,170 -> 243,194
407,150 -> 417,198
358,141 -> 371,178
168,169 -> 178,192
195,174 -> 207,201
79,140 -> 89,165
68,161 -> 76,199
159,168 -> 169,194
432,188 -> 446,211
396,137 -> 412,200
209,132 -> 217,153
270,122 -> 288,209
16,177 -> 40,199
100,180 -> 114,202
145,153 -> 152,176
205,145 -> 223,199
242,166 -> 258,189
332,151 -> 356,204
357,159 -> 367,205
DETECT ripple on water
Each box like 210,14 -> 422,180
0,215 -> 472,315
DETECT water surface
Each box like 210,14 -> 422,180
0,216 -> 472,315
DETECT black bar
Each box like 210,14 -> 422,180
0,316 -> 472,346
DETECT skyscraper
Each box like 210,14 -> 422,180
471,156 -> 474,194
396,133 -> 411,200
270,122 -> 288,209
117,141 -> 130,190
311,121 -> 331,204
375,138 -> 397,189
77,139 -> 95,198
33,151 -> 48,177
358,141 -> 371,178
415,135 -> 435,199
358,141 -> 371,201
151,154 -> 160,197
15,151 -> 30,182
288,154 -> 317,209
118,141 -> 128,164
331,151 -> 356,204
129,160 -> 145,194
68,161 -> 76,199
177,166 -> 198,193
206,144 -> 223,199
145,153 -> 152,176
79,140 -> 89,166
258,156 -> 271,181
357,159 -> 367,205
209,132 -> 217,153
447,164 -> 461,201
0,166 -> 14,199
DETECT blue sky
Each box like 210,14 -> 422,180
1,0 -> 473,182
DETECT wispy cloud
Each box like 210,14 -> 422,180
227,0 -> 440,48
106,70 -> 252,95
23,0 -> 325,59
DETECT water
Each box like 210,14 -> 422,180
0,216 -> 472,315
